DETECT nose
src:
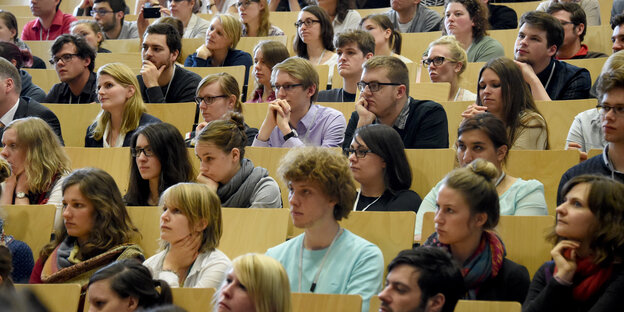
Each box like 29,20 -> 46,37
62,206 -> 71,218
0,148 -> 7,158
348,151 -> 357,162
137,151 -> 148,162
614,40 -> 623,53
377,285 -> 391,304
288,190 -> 299,207
462,149 -> 474,164
555,203 -> 567,216
276,86 -> 287,99
221,281 -> 234,298
604,106 -> 618,121
160,209 -> 169,222
434,208 -> 443,225
199,160 -> 210,175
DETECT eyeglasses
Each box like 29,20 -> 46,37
49,53 -> 79,65
195,95 -> 228,105
272,84 -> 303,92
596,104 -> 624,116
356,81 -> 401,92
344,148 -> 373,159
422,56 -> 455,67
236,0 -> 258,8
90,9 -> 115,16
131,147 -> 155,157
294,19 -> 320,28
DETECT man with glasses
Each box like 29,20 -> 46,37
139,23 -> 201,103
0,57 -> 63,145
21,0 -> 77,41
252,56 -> 346,147
45,34 -> 97,104
557,68 -> 624,205
342,55 -> 448,150
317,30 -> 374,103
546,3 -> 606,60
513,11 -> 591,101
384,0 -> 441,33
93,0 -> 138,39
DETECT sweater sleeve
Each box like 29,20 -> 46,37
346,244 -> 384,312
406,101 -> 449,148
249,176 -> 282,208
523,262 -> 574,312
342,111 -> 359,150
512,180 -> 549,216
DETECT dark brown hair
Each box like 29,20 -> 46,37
294,5 -> 335,59
445,0 -> 489,40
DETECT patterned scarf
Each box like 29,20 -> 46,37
553,251 -> 614,301
424,230 -> 506,299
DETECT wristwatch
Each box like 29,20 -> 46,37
16,192 -> 26,199
283,129 -> 298,141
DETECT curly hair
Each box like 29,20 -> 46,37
294,5 -> 335,59
277,146 -> 356,221
4,117 -> 71,195
40,168 -> 140,260
444,0 -> 489,41
549,175 -> 624,266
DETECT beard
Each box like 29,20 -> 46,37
100,14 -> 117,33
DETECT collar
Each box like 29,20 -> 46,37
376,98 -> 410,129
602,144 -> 624,175
536,58 -> 556,82
61,71 -> 96,98
0,98 -> 20,127
298,103 -> 319,132
33,9 -> 65,30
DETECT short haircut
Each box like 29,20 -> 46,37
294,5 -> 334,59
388,248 -> 465,312
362,56 -> 410,95
596,67 -> 624,103
443,158 -> 500,230
334,29 -> 375,56
611,13 -> 624,29
271,56 -> 319,102
277,146 -> 356,221
0,10 -> 20,43
360,14 -> 402,54
519,11 -> 564,51
94,0 -> 127,13
159,183 -> 223,253
353,124 -> 412,193
457,113 -> 510,164
0,56 -> 22,92
197,72 -> 243,114
445,0 -> 489,40
213,14 -> 243,49
427,35 -> 468,77
196,112 -> 248,162
546,2 -> 587,42
145,23 -> 182,55
552,175 -> 624,266
50,34 -> 96,72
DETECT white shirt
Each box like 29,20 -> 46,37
0,98 -> 20,128
143,248 -> 232,288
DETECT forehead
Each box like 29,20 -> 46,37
289,179 -> 322,190
550,10 -> 572,21
351,135 -> 368,148
93,2 -> 112,9
298,11 -> 316,20
437,184 -> 469,206
337,42 -> 362,52
195,141 -> 223,154
210,18 -> 223,28
135,133 -> 149,146
479,68 -> 500,81
144,33 -> 169,48
1,128 -> 17,142
614,24 -> 624,36
428,44 -> 451,57
387,264 -> 421,289
274,70 -> 300,84
458,129 -> 494,145
519,23 -> 548,39
199,81 -> 223,95
361,67 -> 390,81
566,182 -> 590,200
600,87 -> 624,106
361,19 -> 378,28
72,24 -> 92,32
97,73 -> 117,85
446,2 -> 468,13
56,42 -> 78,55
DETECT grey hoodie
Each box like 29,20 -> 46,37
19,69 -> 46,103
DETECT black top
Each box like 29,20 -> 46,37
475,258 -> 530,303
536,58 -> 591,100
44,71 -> 97,104
488,3 -> 517,30
343,96 -> 449,149
355,189 -> 422,213
184,49 -> 253,86
137,65 -> 202,103
317,88 -> 357,102
523,261 -> 624,312
84,113 -> 162,147
0,97 -> 64,146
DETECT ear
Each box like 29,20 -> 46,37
115,11 -> 124,20
96,32 -> 103,44
395,84 -> 407,99
170,49 -> 180,63
127,296 -> 139,311
454,61 -> 463,73
383,28 -> 392,40
227,94 -> 236,110
546,44 -> 558,57
126,85 -> 136,99
194,219 -> 208,232
496,144 -> 507,164
9,29 -> 16,40
365,52 -> 374,60
473,212 -> 487,228
306,84 -> 316,98
575,23 -> 585,37
230,147 -> 240,163
84,56 -> 92,69
425,293 -> 446,312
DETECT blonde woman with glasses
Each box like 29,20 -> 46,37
424,35 -> 476,101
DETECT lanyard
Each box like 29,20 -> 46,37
298,227 -> 343,292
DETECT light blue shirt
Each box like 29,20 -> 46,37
266,229 -> 383,312
415,177 -> 548,235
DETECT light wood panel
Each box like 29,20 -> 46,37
535,98 -> 598,150
65,147 -> 132,193
505,1 -> 540,22
2,5 -> 32,16
410,82 -> 451,102
126,206 -> 161,257
171,287 -> 216,312
3,205 -> 56,256
220,208 -> 289,258
95,53 -> 142,69
15,283 -> 82,312
405,148 -> 456,199
146,102 -> 196,137
370,297 -> 522,312
565,57 -> 608,87
489,28 -> 520,58
186,65 -> 246,94
43,103 -> 101,147
100,39 -> 141,53
401,31 -> 443,69
25,68 -> 61,93
292,293 -> 362,312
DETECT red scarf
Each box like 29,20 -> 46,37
554,251 -> 614,301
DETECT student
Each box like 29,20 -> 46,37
424,35 -> 476,101
384,0 -> 441,33
45,34 -> 98,104
166,0 -> 210,38
524,175 -> 624,311
238,0 -> 284,37
267,146 -> 384,312
93,0 -> 138,39
343,55 -> 449,149
317,0 -> 362,34
424,158 -> 530,302
536,0 -> 601,26
514,11 -> 591,101
139,23 -> 202,103
247,40 -> 290,103
21,0 -> 77,41
252,57 -> 346,148
70,20 -> 111,53
317,30 -> 374,103
359,14 -> 412,64
613,13 -> 624,53
379,248 -> 465,312
546,2 -> 607,60
293,5 -> 338,84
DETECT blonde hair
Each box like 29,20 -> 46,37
271,56 -> 319,102
197,72 -> 243,113
5,117 -> 71,194
90,63 -> 147,141
159,183 -> 223,253
242,0 -> 272,37
427,35 -> 468,77
215,253 -> 292,312
213,14 -> 243,49
362,56 -> 410,95
277,147 -> 356,221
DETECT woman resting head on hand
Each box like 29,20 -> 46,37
143,182 -> 231,288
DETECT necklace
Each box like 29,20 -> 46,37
495,172 -> 506,187
317,49 -> 326,65
352,191 -> 382,211
298,227 -> 343,292
544,62 -> 556,90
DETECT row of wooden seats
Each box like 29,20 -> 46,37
15,282 -> 523,312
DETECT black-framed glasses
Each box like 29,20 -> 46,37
422,56 -> 455,67
596,104 -> 624,116
356,81 -> 401,92
90,9 -> 115,16
131,147 -> 155,157
236,0 -> 258,8
195,95 -> 228,105
344,148 -> 373,159
272,84 -> 303,92
49,53 -> 79,65
294,19 -> 320,28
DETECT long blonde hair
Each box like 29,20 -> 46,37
5,117 -> 71,194
90,63 -> 146,141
